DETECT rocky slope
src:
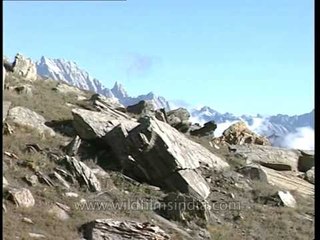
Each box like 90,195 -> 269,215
2,54 -> 314,240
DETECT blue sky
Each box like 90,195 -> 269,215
4,0 -> 314,116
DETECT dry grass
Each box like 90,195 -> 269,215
3,126 -> 68,152
4,202 -> 81,240
4,73 -> 91,121
2,73 -> 314,240
208,224 -> 244,240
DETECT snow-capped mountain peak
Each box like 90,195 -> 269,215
146,92 -> 155,98
190,106 -> 314,150
35,55 -> 313,150
37,56 -> 99,92
191,106 -> 238,124
36,56 -> 171,110
111,81 -> 129,99
200,106 -> 217,114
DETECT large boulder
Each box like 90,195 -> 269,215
161,169 -> 211,200
126,100 -> 155,116
214,121 -> 270,146
80,219 -> 170,240
260,166 -> 314,197
89,93 -> 124,110
103,116 -> 229,199
72,108 -> 138,140
305,167 -> 314,184
167,108 -> 190,122
298,150 -> 314,172
155,108 -> 168,123
190,121 -> 217,137
7,106 -> 55,137
229,144 -> 300,171
12,53 -> 37,81
166,108 -> 191,133
72,108 -> 229,199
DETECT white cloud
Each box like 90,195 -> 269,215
247,117 -> 265,133
188,115 -> 314,151
281,127 -> 314,150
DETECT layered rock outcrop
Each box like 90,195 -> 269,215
12,53 -> 37,81
213,121 -> 271,146
80,219 -> 170,240
72,106 -> 229,199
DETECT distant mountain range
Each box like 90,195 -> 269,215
190,106 -> 314,134
35,56 -> 314,150
36,57 -> 171,110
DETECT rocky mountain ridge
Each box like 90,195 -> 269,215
35,55 -> 314,149
5,53 -> 314,150
191,106 -> 314,133
36,56 -> 171,110
2,57 -> 315,239
191,106 -> 314,149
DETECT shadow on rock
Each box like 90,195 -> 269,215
45,119 -> 77,137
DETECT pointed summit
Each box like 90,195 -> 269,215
197,106 -> 219,116
40,56 -> 46,63
145,92 -> 155,98
111,81 -> 129,99
37,56 -> 55,68
35,57 -> 171,110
